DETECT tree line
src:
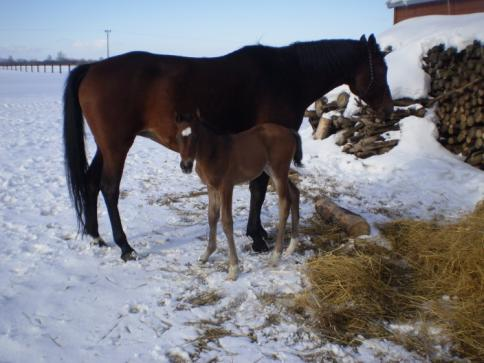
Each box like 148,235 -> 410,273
0,51 -> 101,65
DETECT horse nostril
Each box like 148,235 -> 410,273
180,160 -> 193,173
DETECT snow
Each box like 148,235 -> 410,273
378,13 -> 484,99
1,13 -> 484,362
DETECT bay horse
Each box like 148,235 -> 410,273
63,34 -> 393,261
175,112 -> 302,280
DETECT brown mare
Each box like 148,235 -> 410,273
63,34 -> 393,261
175,112 -> 302,280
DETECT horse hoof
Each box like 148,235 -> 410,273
227,265 -> 240,281
270,251 -> 281,267
91,237 -> 108,248
198,248 -> 216,264
259,226 -> 269,240
251,238 -> 270,253
284,238 -> 299,256
121,250 -> 138,262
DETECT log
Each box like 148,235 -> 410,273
337,91 -> 350,108
313,117 -> 332,140
315,197 -> 371,237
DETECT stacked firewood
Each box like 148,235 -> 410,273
305,93 -> 426,159
423,41 -> 484,169
306,40 -> 483,167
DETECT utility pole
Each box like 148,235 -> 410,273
105,29 -> 111,58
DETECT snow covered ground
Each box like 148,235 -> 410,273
1,13 -> 483,363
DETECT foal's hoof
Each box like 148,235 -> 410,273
227,265 -> 240,281
270,251 -> 281,267
284,238 -> 299,257
121,250 -> 138,262
91,237 -> 108,248
198,248 -> 216,264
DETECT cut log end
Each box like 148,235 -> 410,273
315,197 -> 371,237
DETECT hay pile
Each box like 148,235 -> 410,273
298,203 -> 484,360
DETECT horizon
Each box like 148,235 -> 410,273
0,1 -> 393,60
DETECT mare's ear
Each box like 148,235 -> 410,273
174,112 -> 182,123
195,108 -> 203,122
368,34 -> 376,47
360,34 -> 367,43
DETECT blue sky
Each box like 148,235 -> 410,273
0,1 -> 393,60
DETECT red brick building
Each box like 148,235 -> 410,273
387,0 -> 484,23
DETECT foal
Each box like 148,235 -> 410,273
175,113 -> 301,280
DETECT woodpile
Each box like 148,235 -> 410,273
305,94 -> 426,159
423,41 -> 484,169
305,40 -> 483,169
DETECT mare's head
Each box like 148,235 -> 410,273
175,111 -> 200,174
348,34 -> 393,119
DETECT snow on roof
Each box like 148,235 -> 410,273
386,0 -> 441,8
377,13 -> 484,99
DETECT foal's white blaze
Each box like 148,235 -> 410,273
181,127 -> 192,137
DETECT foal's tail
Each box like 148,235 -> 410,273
291,131 -> 303,167
63,63 -> 91,234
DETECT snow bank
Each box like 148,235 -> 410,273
378,13 -> 484,98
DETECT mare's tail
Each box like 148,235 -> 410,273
291,131 -> 303,167
63,63 -> 91,234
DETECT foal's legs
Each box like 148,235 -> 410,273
220,186 -> 239,280
100,144 -> 137,261
285,180 -> 300,256
247,172 -> 270,252
85,149 -> 106,247
199,186 -> 220,263
270,175 -> 291,266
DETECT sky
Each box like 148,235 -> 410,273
0,1 -> 394,60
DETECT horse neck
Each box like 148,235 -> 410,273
289,40 -> 364,106
195,124 -> 229,167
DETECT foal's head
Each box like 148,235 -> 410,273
349,34 -> 393,119
175,112 -> 200,174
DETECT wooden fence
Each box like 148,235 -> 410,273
0,62 -> 83,73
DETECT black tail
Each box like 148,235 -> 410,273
63,63 -> 91,234
291,131 -> 303,167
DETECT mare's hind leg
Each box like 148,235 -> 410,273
100,144 -> 136,262
285,180 -> 300,256
270,175 -> 291,266
85,149 -> 107,247
199,186 -> 220,263
247,172 -> 270,252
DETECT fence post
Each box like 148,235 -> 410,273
59,64 -> 62,73
51,64 -> 54,73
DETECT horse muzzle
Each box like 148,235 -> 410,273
180,160 -> 194,174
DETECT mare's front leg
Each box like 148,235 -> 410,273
199,186 -> 220,263
221,186 -> 239,280
247,172 -> 270,252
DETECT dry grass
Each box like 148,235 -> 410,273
300,213 -> 348,252
297,202 -> 484,360
380,202 -> 484,360
186,290 -> 222,307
